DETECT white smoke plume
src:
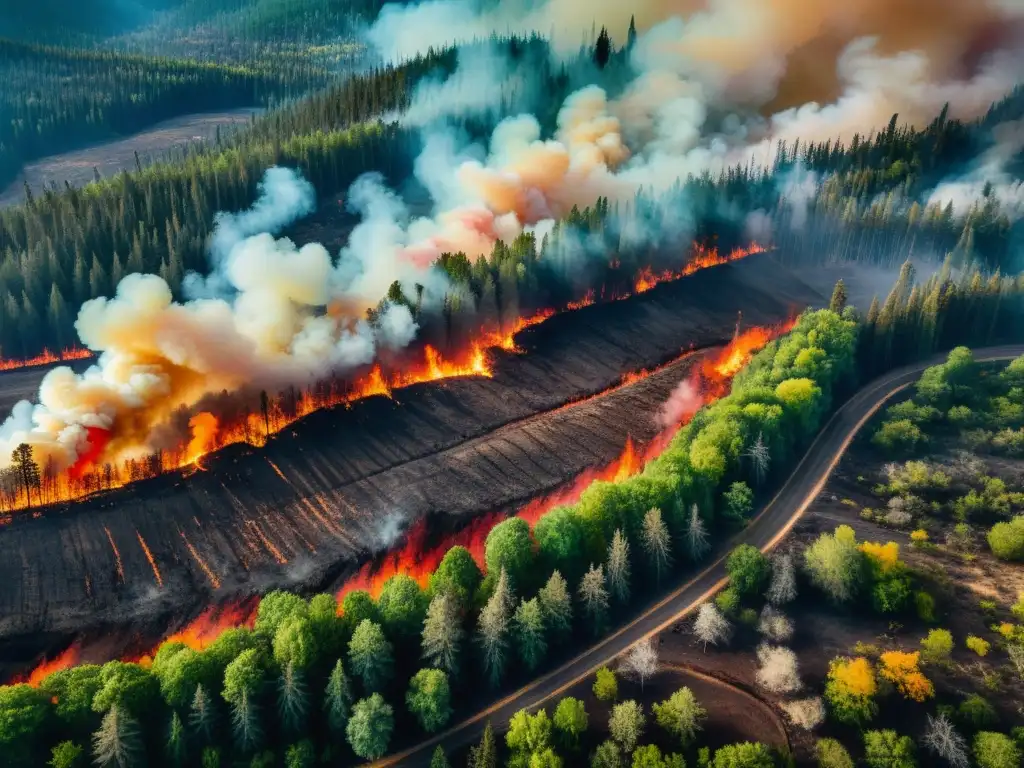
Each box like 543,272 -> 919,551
0,168 -> 425,472
928,119 -> 1024,219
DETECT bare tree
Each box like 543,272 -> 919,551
766,552 -> 797,605
744,431 -> 771,486
692,603 -> 731,652
607,529 -> 631,604
422,592 -> 463,676
686,505 -> 710,561
757,605 -> 794,643
620,638 -> 660,691
579,564 -> 610,634
923,713 -> 970,768
780,697 -> 825,731
755,644 -> 802,694
477,568 -> 513,687
641,508 -> 672,583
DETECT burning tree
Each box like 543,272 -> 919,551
11,442 -> 40,507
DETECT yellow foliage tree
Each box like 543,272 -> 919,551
860,541 -> 901,573
878,650 -> 934,703
830,657 -> 877,697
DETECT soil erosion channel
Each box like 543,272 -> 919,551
0,253 -> 822,671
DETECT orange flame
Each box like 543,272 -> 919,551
0,346 -> 92,372
10,643 -> 82,687
136,530 -> 163,588
1,243 -> 768,515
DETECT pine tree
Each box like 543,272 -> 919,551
430,745 -> 451,768
537,570 -> 573,642
626,15 -> 637,49
230,690 -> 262,754
594,27 -> 612,68
166,711 -> 186,767
469,722 -> 497,768
607,529 -> 631,604
579,564 -> 610,636
641,508 -> 673,584
278,662 -> 308,735
422,592 -> 463,677
477,568 -> 512,687
512,597 -> 547,672
686,505 -> 710,560
92,705 -> 142,768
189,684 -> 215,743
324,659 -> 352,736
11,442 -> 41,506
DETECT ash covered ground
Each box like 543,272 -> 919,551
0,252 -> 827,669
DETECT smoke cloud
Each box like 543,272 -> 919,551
5,0 -> 1024,476
928,118 -> 1024,218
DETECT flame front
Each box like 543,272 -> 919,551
0,347 -> 92,373
0,244 -> 767,516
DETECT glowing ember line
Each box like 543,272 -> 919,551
5,242 -> 768,516
248,520 -> 287,565
0,346 -> 92,372
179,531 -> 221,589
266,458 -> 289,483
103,526 -> 124,584
13,643 -> 82,687
135,531 -> 163,588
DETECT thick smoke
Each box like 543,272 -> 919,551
0,169 -> 423,471
4,0 -> 1024,474
928,119 -> 1024,218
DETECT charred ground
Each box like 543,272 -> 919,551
0,253 -> 823,672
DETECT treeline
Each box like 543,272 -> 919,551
0,38 -> 334,189
0,309 -> 859,766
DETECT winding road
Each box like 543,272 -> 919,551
371,345 -> 1024,767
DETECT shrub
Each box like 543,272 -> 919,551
872,419 -> 925,456
987,517 -> 1024,561
914,591 -> 936,623
715,587 -> 740,618
878,651 -> 934,702
815,738 -> 854,768
973,732 -> 1021,768
824,657 -> 877,725
780,697 -> 824,731
959,695 -> 998,729
725,545 -> 771,599
863,730 -> 917,768
966,635 -> 991,657
804,526 -> 866,603
910,529 -> 929,546
593,667 -> 618,703
710,742 -> 774,768
920,629 -> 953,666
755,644 -> 801,694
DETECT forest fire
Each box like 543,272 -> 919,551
335,317 -> 789,603
0,346 -> 92,373
0,243 -> 767,516
11,643 -> 81,687
126,599 -> 260,666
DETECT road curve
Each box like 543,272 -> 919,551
371,345 -> 1024,767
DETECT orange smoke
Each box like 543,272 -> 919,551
0,346 -> 92,373
10,643 -> 82,687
